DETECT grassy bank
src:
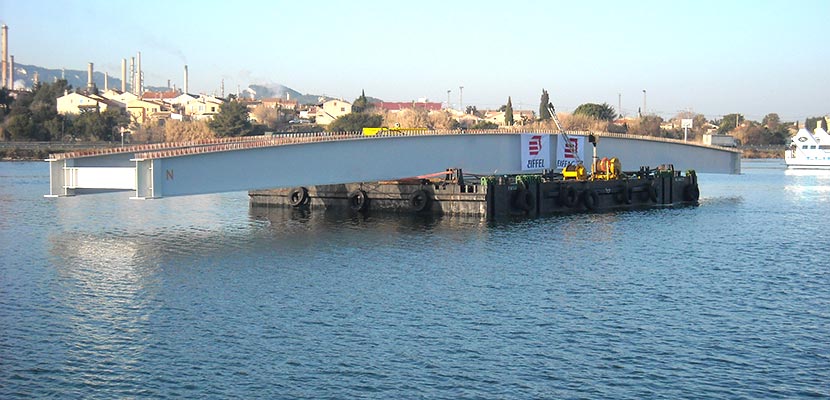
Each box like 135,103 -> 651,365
0,148 -> 58,161
0,142 -> 117,161
741,149 -> 783,159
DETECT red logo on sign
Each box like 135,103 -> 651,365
528,135 -> 542,156
564,138 -> 579,159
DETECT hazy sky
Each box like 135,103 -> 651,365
3,0 -> 828,121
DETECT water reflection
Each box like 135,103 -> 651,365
784,168 -> 830,201
249,204 -> 490,236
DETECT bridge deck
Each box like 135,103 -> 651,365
45,129 -> 741,199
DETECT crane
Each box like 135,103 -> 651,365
546,102 -> 586,180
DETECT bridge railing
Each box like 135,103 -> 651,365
50,128 -> 742,161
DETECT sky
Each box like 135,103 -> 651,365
2,0 -> 828,121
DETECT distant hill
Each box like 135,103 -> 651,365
243,84 -> 321,104
243,84 -> 382,105
10,63 -> 170,93
10,63 -> 381,105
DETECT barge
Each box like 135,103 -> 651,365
248,164 -> 699,219
249,106 -> 700,219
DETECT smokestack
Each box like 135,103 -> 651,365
33,71 -> 39,85
1,24 -> 7,89
167,79 -> 170,89
104,73 -> 108,91
121,58 -> 126,92
136,51 -> 142,95
87,62 -> 94,90
130,57 -> 135,94
184,65 -> 188,95
8,55 -> 13,90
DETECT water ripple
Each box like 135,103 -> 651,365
2,160 -> 829,398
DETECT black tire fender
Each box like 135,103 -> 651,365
561,186 -> 578,207
512,188 -> 535,211
288,187 -> 309,207
408,189 -> 432,212
348,189 -> 369,211
583,190 -> 599,210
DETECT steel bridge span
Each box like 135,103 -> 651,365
45,130 -> 741,199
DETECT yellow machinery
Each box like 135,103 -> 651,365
591,157 -> 621,180
362,126 -> 428,136
562,163 -> 586,180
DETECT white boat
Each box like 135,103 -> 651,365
785,127 -> 830,169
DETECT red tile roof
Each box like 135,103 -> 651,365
141,90 -> 180,100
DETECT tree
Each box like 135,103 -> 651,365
465,105 -> 482,117
805,116 -> 827,132
69,110 -> 108,141
428,110 -> 461,130
327,113 -> 383,132
0,87 -> 12,118
352,90 -> 371,113
573,103 -> 616,121
470,120 -> 498,129
692,114 -> 708,134
209,100 -> 253,137
505,96 -> 514,126
251,104 -> 280,129
627,115 -> 664,136
164,120 -> 214,142
717,113 -> 743,134
762,113 -> 781,130
539,89 -> 551,120
384,108 -> 429,128
5,113 -> 36,140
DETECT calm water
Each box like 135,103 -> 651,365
1,160 -> 828,399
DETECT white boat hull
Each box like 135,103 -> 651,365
786,127 -> 830,169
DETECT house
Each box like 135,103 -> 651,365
660,121 -> 677,130
168,93 -> 198,108
262,97 -> 299,110
311,99 -> 352,125
372,101 -> 442,112
483,110 -> 535,126
101,89 -> 138,107
56,92 -> 121,115
126,98 -> 169,125
299,107 -> 316,120
142,90 -> 181,103
702,122 -> 719,135
184,96 -> 225,121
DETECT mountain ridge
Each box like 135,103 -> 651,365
8,63 -> 342,104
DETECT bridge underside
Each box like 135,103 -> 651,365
46,131 -> 741,199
